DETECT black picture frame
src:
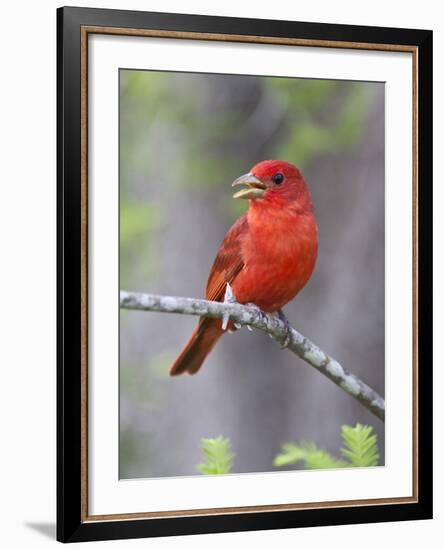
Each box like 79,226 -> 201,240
57,5 -> 433,543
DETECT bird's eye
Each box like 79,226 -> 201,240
272,173 -> 284,184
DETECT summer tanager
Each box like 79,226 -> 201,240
170,160 -> 318,376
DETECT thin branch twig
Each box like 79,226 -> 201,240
120,290 -> 385,422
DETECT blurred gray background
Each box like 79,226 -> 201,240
119,70 -> 385,479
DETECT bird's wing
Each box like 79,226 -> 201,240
171,215 -> 247,376
205,214 -> 248,303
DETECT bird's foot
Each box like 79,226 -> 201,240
221,282 -> 237,331
245,302 -> 267,331
277,309 -> 292,348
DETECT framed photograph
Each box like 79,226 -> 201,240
57,6 -> 433,543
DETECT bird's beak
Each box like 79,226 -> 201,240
232,173 -> 267,200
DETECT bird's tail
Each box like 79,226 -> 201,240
169,318 -> 224,376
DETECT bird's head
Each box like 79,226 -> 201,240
232,160 -> 312,212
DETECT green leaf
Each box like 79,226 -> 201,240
197,436 -> 235,475
340,423 -> 380,467
273,441 -> 348,470
273,423 -> 380,471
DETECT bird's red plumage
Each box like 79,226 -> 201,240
170,160 -> 318,376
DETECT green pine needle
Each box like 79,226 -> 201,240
197,436 -> 235,475
273,423 -> 380,470
340,423 -> 380,467
273,441 -> 348,470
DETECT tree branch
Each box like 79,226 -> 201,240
120,290 -> 385,422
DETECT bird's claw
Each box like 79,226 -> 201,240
281,334 -> 291,348
221,282 -> 237,331
245,302 -> 267,331
277,309 -> 292,348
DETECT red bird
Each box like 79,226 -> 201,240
170,160 -> 318,376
